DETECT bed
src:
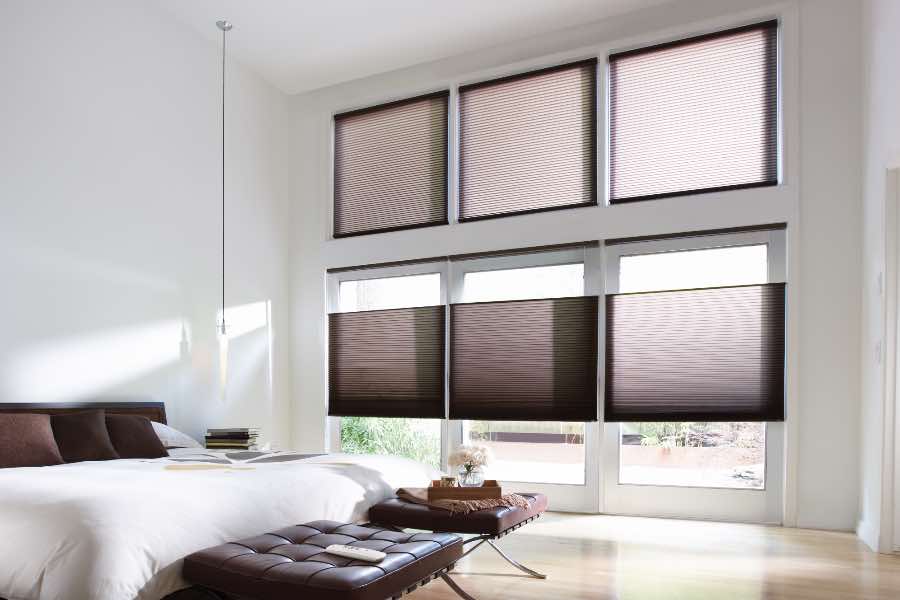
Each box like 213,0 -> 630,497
0,402 -> 439,600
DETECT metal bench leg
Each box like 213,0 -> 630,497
439,573 -> 478,600
486,540 -> 547,579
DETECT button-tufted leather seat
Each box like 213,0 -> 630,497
369,492 -> 547,536
182,521 -> 463,600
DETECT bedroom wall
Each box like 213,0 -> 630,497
0,1 -> 293,448
288,0 -> 864,531
858,0 -> 900,552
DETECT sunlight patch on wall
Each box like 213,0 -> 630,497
3,318 -> 183,402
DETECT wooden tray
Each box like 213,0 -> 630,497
427,480 -> 502,501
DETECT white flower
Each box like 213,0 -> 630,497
448,444 -> 493,469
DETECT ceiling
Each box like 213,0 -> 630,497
155,0 -> 669,95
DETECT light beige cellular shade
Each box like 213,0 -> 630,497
458,59 -> 597,221
333,91 -> 449,237
609,21 -> 778,202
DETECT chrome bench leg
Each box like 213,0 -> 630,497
439,573 -> 478,600
486,539 -> 547,579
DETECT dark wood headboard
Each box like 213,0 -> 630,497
0,400 -> 167,424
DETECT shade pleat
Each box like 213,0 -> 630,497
328,305 -> 446,418
450,296 -> 599,421
459,59 -> 597,221
605,283 -> 786,422
334,92 -> 449,237
609,21 -> 778,202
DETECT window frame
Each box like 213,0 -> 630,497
602,228 -> 786,497
448,247 -> 601,499
326,262 -> 450,459
605,20 -> 781,205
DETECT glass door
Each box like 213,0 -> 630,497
449,248 -> 601,513
326,263 -> 448,470
601,230 -> 786,523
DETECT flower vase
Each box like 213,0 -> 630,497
458,465 -> 485,487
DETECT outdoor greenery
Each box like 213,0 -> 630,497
340,417 -> 441,469
628,422 -> 763,449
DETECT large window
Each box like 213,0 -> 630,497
458,260 -> 588,485
334,271 -> 443,469
610,238 -> 777,490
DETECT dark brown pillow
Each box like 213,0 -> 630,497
105,414 -> 168,459
0,413 -> 64,468
51,410 -> 119,463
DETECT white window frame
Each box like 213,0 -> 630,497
601,228 -> 786,523
326,261 -> 450,463
449,247 -> 602,513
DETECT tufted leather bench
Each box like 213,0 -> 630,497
182,520 -> 473,600
369,492 -> 548,580
369,492 -> 547,536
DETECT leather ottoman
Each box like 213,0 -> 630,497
182,520 -> 475,600
368,493 -> 548,579
368,492 -> 547,536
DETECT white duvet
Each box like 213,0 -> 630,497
0,452 -> 439,600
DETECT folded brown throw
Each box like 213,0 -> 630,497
396,487 -> 531,515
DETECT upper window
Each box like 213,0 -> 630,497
333,91 -> 449,237
458,60 -> 597,221
609,21 -> 778,202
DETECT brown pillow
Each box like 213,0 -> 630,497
0,413 -> 64,468
105,414 -> 168,459
51,410 -> 119,463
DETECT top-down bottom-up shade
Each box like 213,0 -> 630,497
605,283 -> 785,422
450,296 -> 599,421
328,305 -> 445,419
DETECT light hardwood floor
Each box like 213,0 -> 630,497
412,513 -> 900,599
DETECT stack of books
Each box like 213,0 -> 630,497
205,428 -> 260,451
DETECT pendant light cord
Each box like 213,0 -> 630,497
219,22 -> 228,335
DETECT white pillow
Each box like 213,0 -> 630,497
152,421 -> 203,449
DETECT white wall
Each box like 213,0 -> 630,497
859,0 -> 900,552
289,0 -> 863,530
0,1 -> 293,447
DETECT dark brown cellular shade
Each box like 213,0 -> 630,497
450,296 -> 599,421
458,59 -> 597,221
609,21 -> 778,203
334,91 -> 449,237
605,283 -> 785,422
329,305 -> 445,418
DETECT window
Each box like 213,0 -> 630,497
607,232 -> 784,490
609,21 -> 778,202
333,92 -> 449,237
458,60 -> 597,220
457,260 -> 589,485
332,271 -> 443,469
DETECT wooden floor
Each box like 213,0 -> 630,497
411,513 -> 900,600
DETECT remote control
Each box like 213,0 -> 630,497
325,544 -> 386,563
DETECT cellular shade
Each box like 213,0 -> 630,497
450,296 -> 599,421
605,283 -> 785,422
458,59 -> 597,220
609,21 -> 778,202
328,305 -> 445,418
333,91 -> 449,237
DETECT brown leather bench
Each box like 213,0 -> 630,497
181,520 -> 477,600
369,492 -> 548,579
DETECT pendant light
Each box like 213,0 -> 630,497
216,19 -> 232,395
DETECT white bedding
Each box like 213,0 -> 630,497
0,452 -> 439,600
